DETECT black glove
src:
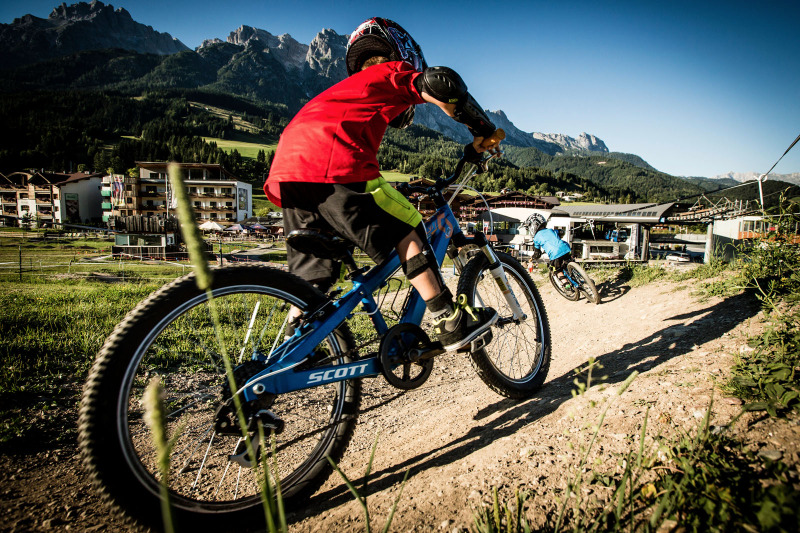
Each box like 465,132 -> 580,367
532,249 -> 542,260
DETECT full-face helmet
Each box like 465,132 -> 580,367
346,17 -> 427,76
523,213 -> 547,235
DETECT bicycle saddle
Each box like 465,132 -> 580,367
286,229 -> 354,261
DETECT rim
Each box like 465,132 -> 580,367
115,284 -> 349,512
474,263 -> 546,383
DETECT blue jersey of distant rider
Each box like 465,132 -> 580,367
533,228 -> 572,261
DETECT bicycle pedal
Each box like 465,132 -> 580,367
460,329 -> 493,353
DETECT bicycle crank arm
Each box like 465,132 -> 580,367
497,315 -> 527,328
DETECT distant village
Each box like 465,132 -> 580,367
1,162 -> 766,264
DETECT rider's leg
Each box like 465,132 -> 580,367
397,226 -> 497,351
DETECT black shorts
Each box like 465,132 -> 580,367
280,177 -> 423,288
550,254 -> 573,270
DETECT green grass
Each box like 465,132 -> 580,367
0,280 -> 160,396
252,192 -> 279,214
202,135 -> 277,159
380,171 -> 414,182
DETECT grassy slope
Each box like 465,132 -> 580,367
201,134 -> 277,159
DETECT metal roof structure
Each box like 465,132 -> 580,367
556,203 -> 677,223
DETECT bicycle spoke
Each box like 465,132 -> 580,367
192,430 -> 217,490
176,425 -> 214,475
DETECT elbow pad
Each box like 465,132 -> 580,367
415,66 -> 468,104
414,66 -> 496,138
453,92 -> 496,138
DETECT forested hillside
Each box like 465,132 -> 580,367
504,146 -> 706,203
1,85 -> 710,204
0,90 -> 285,182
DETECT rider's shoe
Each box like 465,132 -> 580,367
432,294 -> 498,352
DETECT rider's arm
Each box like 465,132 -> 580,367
415,67 -> 499,152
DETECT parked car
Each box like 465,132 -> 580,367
605,229 -> 629,242
665,252 -> 691,262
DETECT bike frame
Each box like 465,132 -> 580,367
239,164 -> 524,402
552,264 -> 580,289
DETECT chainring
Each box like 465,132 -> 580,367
378,323 -> 434,390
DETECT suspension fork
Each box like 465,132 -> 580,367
462,232 -> 527,321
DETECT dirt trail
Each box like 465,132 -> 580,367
2,270 -> 795,532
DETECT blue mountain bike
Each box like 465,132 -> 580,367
78,140 -> 552,531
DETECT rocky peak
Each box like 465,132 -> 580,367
0,1 -> 188,69
226,25 -> 306,70
48,1 -> 130,23
532,132 -> 609,153
306,28 -> 348,80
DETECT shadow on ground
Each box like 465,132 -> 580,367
291,288 -> 761,522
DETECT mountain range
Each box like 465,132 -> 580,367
0,2 -> 624,160
0,1 -> 188,69
0,1 -> 791,186
709,171 -> 800,187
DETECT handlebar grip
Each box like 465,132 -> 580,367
480,128 -> 505,149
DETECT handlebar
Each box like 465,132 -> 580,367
396,129 -> 505,198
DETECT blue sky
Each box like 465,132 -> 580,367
3,0 -> 799,178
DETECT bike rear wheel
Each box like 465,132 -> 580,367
78,265 -> 360,532
549,267 -> 580,301
458,252 -> 551,399
567,262 -> 600,304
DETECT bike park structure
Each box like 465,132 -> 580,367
476,197 -> 762,265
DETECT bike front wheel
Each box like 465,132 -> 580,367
549,267 -> 580,301
458,252 -> 551,399
567,262 -> 600,304
78,265 -> 360,532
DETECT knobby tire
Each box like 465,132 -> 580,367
78,265 -> 360,532
458,252 -> 551,398
566,262 -> 600,304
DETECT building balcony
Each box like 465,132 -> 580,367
101,190 -> 112,197
102,202 -> 113,210
189,192 -> 235,198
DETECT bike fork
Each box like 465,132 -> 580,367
479,244 -> 526,321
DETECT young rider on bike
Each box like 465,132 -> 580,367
264,17 -> 502,351
524,213 -> 573,271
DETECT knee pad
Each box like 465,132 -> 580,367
401,240 -> 445,285
401,244 -> 438,280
